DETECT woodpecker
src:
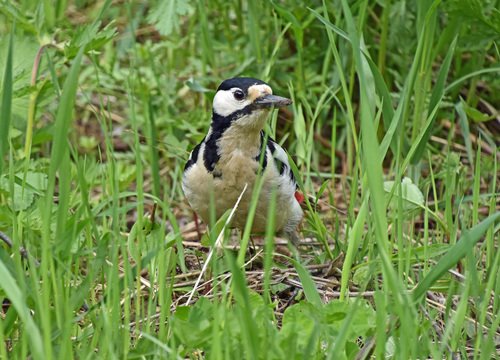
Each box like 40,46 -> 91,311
182,77 -> 303,244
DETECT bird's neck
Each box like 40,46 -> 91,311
217,125 -> 263,158
209,110 -> 268,159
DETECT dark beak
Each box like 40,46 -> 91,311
254,94 -> 292,108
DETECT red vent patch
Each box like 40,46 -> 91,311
294,191 -> 305,204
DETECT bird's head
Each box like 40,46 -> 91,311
211,77 -> 292,131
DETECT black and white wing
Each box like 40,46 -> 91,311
267,138 -> 297,189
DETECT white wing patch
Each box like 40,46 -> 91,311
268,140 -> 296,187
272,141 -> 289,167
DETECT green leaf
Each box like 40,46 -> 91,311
0,175 -> 38,211
147,0 -> 194,36
171,298 -> 214,349
280,302 -> 319,353
384,177 -> 425,213
200,209 -> 231,247
446,0 -> 500,43
24,172 -> 48,192
0,36 -> 44,125
271,0 -> 302,30
280,300 -> 376,357
363,55 -> 395,132
339,0 -> 407,307
308,8 -> 350,42
462,102 -> 492,122
227,252 -> 259,359
65,20 -> 117,59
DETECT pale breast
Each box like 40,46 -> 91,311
182,129 -> 304,237
183,150 -> 299,234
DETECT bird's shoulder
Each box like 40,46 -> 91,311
183,132 -> 223,177
184,137 -> 205,172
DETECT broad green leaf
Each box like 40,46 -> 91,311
0,36 -> 41,125
147,0 -> 194,36
200,209 -> 231,247
24,172 -> 48,192
0,176 -> 35,211
171,298 -> 214,349
384,177 -> 425,213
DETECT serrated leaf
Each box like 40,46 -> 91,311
147,0 -> 194,36
24,172 -> 48,191
0,177 -> 34,211
65,21 -> 117,58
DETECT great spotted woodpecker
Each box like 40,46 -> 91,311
182,77 -> 303,244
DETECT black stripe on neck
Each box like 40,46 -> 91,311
255,130 -> 268,172
203,106 -> 255,172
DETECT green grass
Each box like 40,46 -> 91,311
0,0 -> 499,358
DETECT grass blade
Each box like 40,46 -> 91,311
339,199 -> 367,300
411,36 -> 457,164
455,99 -> 474,166
292,259 -> 322,307
47,47 -> 84,181
339,0 -> 404,299
187,184 -> 248,305
227,252 -> 259,359
0,261 -> 44,359
412,212 -> 500,301
0,25 -> 14,175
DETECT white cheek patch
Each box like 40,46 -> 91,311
213,89 -> 251,117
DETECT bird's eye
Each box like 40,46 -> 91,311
233,90 -> 245,101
